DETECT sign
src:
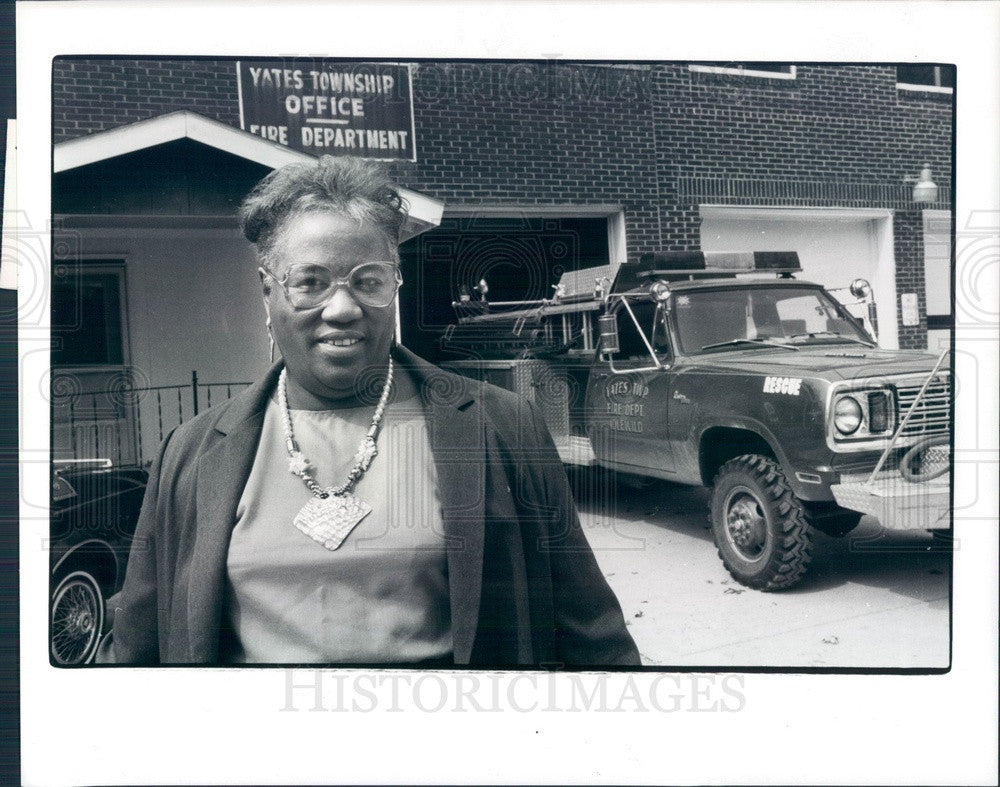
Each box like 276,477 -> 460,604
900,292 -> 920,327
237,60 -> 416,161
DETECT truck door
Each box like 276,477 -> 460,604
585,300 -> 676,476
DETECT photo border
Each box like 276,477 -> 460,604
15,2 -> 999,785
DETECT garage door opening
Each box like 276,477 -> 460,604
399,215 -> 613,362
699,206 -> 898,349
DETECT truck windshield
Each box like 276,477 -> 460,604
673,286 -> 873,354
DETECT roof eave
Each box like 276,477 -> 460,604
53,110 -> 443,242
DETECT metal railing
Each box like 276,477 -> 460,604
52,371 -> 252,467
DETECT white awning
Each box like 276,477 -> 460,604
53,110 -> 443,241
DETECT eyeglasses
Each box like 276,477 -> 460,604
261,262 -> 402,309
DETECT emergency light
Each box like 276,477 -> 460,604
612,251 -> 802,293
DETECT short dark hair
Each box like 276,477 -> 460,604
238,155 -> 409,261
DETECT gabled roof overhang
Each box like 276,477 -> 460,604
53,110 -> 443,241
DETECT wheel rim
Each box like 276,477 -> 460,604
51,574 -> 102,665
722,486 -> 769,562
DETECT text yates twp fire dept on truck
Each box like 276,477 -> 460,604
442,251 -> 952,590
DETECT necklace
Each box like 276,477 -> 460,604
277,359 -> 394,550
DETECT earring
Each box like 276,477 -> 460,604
266,319 -> 275,364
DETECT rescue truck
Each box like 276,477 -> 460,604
441,251 -> 952,590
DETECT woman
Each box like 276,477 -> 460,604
106,156 -> 639,667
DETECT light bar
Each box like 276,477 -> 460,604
613,250 -> 801,292
638,251 -> 801,272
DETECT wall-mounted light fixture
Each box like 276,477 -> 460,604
904,163 -> 938,203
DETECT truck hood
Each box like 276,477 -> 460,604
685,345 -> 945,382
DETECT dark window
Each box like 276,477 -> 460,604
52,265 -> 125,366
897,65 -> 955,90
400,216 -> 611,363
611,301 -> 663,361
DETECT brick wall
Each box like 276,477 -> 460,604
893,210 -> 929,348
53,59 -> 240,140
52,58 -> 954,348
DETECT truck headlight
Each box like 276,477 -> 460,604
834,396 -> 862,435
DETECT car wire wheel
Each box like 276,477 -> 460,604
51,570 -> 105,665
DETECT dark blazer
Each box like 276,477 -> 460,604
109,347 -> 640,667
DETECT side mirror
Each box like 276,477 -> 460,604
865,301 -> 879,342
849,278 -> 872,299
846,279 -> 878,342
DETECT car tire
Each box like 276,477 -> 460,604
710,454 -> 813,591
50,570 -> 105,666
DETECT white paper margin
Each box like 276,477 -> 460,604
16,1 -> 1000,785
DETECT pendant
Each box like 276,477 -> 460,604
293,494 -> 372,551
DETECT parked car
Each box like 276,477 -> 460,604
50,459 -> 148,665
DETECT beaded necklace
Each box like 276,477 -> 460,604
276,359 -> 394,550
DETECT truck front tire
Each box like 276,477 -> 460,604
710,454 -> 813,591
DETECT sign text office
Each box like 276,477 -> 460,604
238,61 -> 416,161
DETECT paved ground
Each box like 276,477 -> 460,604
568,469 -> 951,669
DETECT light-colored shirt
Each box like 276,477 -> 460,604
224,374 -> 452,663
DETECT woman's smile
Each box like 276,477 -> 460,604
315,333 -> 365,352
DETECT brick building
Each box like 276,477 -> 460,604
50,58 -> 954,461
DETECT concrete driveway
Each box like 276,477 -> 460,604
570,470 -> 951,669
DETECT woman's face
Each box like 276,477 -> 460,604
263,210 -> 398,408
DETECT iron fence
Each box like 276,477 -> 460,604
52,371 -> 252,467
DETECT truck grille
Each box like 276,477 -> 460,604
895,373 -> 951,437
